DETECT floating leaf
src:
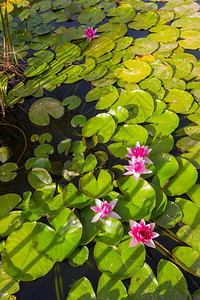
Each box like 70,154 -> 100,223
164,157 -> 198,196
67,277 -> 96,300
34,144 -> 54,158
80,207 -> 101,245
28,168 -> 52,189
0,163 -> 18,183
95,217 -> 124,245
115,177 -> 156,221
0,146 -> 11,163
129,11 -> 158,30
85,85 -> 118,109
63,183 -> 92,209
108,106 -> 129,124
0,211 -> 22,236
71,115 -> 86,127
97,273 -> 127,300
2,222 -> 54,281
176,136 -> 200,152
114,60 -> 151,83
163,89 -> 194,114
154,201 -> 182,229
98,23 -> 127,40
94,236 -> 146,280
29,97 -> 64,126
175,198 -> 200,227
79,169 -> 113,198
148,25 -> 180,43
84,37 -> 115,58
57,139 -> 72,155
32,208 -> 82,262
72,153 -> 97,174
68,246 -> 89,267
107,4 -> 135,23
82,113 -> 116,143
56,42 -> 81,64
0,194 -> 21,217
176,225 -> 200,251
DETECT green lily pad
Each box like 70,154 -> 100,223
80,169 -> 113,198
111,89 -> 154,123
57,138 -> 72,156
82,113 -> 116,143
0,146 -> 11,163
29,97 -> 64,126
24,62 -> 49,77
80,207 -> 101,245
148,135 -> 174,154
94,236 -> 146,280
0,163 -> 18,183
67,277 -> 96,300
28,168 -> 52,189
154,201 -> 182,229
107,3 -> 135,23
85,85 -> 118,109
149,153 -> 179,188
163,89 -> 194,114
176,225 -> 200,251
171,16 -> 200,30
32,1 -> 51,12
78,7 -> 105,25
164,78 -> 186,90
97,273 -> 127,299
56,42 -> 81,64
0,211 -> 22,236
173,246 -> 200,277
150,183 -> 168,219
84,37 -> 115,58
139,78 -> 161,94
108,124 -> 148,158
168,58 -> 192,78
145,110 -> 179,137
62,183 -> 91,209
32,208 -> 82,262
164,157 -> 198,196
150,60 -> 174,81
128,38 -> 159,56
174,1 -> 200,15
2,222 -> 54,281
115,36 -> 133,51
114,60 -> 151,83
83,65 -> 107,81
148,25 -> 180,43
176,136 -> 200,152
108,106 -> 129,124
72,153 -> 97,174
0,194 -> 21,217
187,184 -> 200,206
34,144 -> 54,158
115,177 -> 156,221
129,11 -> 158,30
71,115 -> 87,127
129,263 -> 158,297
95,217 -> 124,246
98,23 -> 127,40
157,259 -> 189,300
68,246 -> 89,267
175,197 -> 200,227
184,126 -> 200,140
179,30 -> 200,50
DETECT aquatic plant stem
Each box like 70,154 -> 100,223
54,264 -> 65,300
0,122 -> 27,163
0,95 -> 5,117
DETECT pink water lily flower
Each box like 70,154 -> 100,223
129,219 -> 159,248
83,27 -> 99,42
91,198 -> 121,223
126,141 -> 153,164
124,157 -> 152,182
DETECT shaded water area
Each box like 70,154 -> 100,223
1,0 -> 200,299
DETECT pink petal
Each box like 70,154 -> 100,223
149,223 -> 155,231
133,173 -> 140,181
91,212 -> 102,223
140,219 -> 146,226
124,171 -> 134,176
91,206 -> 102,213
129,238 -> 140,248
95,198 -> 102,208
142,169 -> 152,174
108,198 -> 118,208
144,239 -> 155,248
151,232 -> 159,239
144,157 -> 153,164
145,148 -> 152,155
129,220 -> 138,228
107,211 -> 121,219
135,141 -> 140,149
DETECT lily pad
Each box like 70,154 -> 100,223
107,4 -> 135,23
78,7 -> 105,25
56,42 -> 81,64
154,201 -> 182,229
98,23 -> 127,40
94,236 -> 146,280
0,163 -> 18,182
175,197 -> 200,227
97,273 -> 127,299
68,246 -> 89,267
67,277 -> 96,300
128,38 -> 159,56
114,60 -> 152,83
148,25 -> 180,43
82,113 -> 116,143
85,85 -> 118,109
84,37 -> 115,58
28,168 -> 52,189
29,97 -> 64,126
129,11 -> 158,30
0,194 -> 21,217
176,136 -> 200,152
164,157 -> 198,196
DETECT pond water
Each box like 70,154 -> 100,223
1,0 -> 200,299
